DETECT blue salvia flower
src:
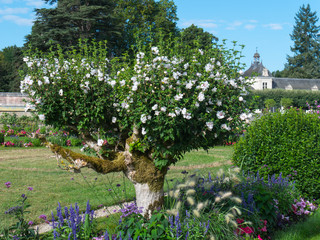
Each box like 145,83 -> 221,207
104,230 -> 109,240
205,220 -> 210,234
69,205 -> 77,239
53,229 -> 59,240
65,206 -> 70,221
175,212 -> 182,238
57,203 -> 64,228
68,232 -> 72,240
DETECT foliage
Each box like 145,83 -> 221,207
281,4 -> 320,78
264,99 -> 276,109
246,89 -> 320,109
25,0 -> 121,53
179,24 -> 218,50
0,133 -> 4,144
0,46 -> 24,92
22,39 -> 249,169
281,98 -> 293,108
232,108 -> 320,199
1,188 -> 39,239
114,0 -> 179,57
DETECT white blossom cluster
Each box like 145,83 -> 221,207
22,45 -> 250,142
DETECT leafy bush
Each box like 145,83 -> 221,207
30,138 -> 42,147
233,109 -> 320,199
47,135 -> 68,146
0,133 -> 4,144
247,89 -> 320,109
68,136 -> 82,146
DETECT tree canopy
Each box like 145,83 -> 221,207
0,46 -> 24,92
281,4 -> 320,78
25,0 -> 121,52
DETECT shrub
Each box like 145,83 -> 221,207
0,133 -> 4,144
31,138 -> 42,147
68,136 -> 82,146
233,108 -> 320,199
47,135 -> 68,146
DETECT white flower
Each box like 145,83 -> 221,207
212,87 -> 217,92
25,103 -> 35,112
239,70 -> 244,75
168,112 -> 176,118
109,80 -> 116,87
97,139 -> 104,146
198,92 -> 205,102
205,63 -> 213,72
151,46 -> 159,55
112,117 -> 117,123
121,102 -> 129,109
155,111 -> 160,116
183,112 -> 192,120
38,114 -> 45,121
44,76 -> 50,84
120,80 -> 126,86
152,104 -> 158,110
240,113 -> 247,121
38,80 -> 42,86
195,102 -> 200,108
221,124 -> 231,131
186,81 -> 193,89
216,100 -> 222,106
200,81 -> 209,91
59,89 -> 63,96
206,122 -> 214,130
174,93 -> 183,101
216,61 -> 221,67
175,108 -> 181,115
86,73 -> 91,78
239,96 -> 243,101
184,63 -> 189,70
182,108 -> 187,115
141,127 -> 147,135
216,111 -> 225,119
141,114 -> 147,123
161,107 -> 167,112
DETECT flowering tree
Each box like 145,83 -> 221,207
21,40 -> 250,214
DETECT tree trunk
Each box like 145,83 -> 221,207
133,182 -> 164,218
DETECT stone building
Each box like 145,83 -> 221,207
244,51 -> 320,91
0,92 -> 31,116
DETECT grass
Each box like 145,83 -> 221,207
0,145 -> 233,229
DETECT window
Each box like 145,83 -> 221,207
262,82 -> 267,89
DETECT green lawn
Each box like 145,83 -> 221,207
0,146 -> 233,229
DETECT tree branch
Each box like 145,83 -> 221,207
41,137 -> 126,174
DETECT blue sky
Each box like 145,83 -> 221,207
1,0 -> 320,72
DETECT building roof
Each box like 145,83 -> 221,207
272,78 -> 320,90
243,51 -> 272,77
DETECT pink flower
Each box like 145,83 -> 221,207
242,226 -> 254,234
258,235 -> 263,240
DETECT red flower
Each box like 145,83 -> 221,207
242,226 -> 254,234
236,218 -> 244,224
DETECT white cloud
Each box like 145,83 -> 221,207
181,19 -> 218,29
23,0 -> 45,8
244,24 -> 256,30
0,0 -> 13,3
226,21 -> 243,30
0,8 -> 29,15
264,23 -> 283,30
2,14 -> 33,26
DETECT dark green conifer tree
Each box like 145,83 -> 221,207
283,4 -> 320,78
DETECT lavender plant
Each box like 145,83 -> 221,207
1,191 -> 39,239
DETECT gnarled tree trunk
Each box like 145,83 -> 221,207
42,135 -> 167,216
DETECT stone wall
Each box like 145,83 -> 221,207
0,92 -> 32,116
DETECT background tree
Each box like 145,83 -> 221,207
179,24 -> 218,50
114,0 -> 179,56
282,4 -> 320,78
0,46 -> 24,92
22,40 -> 249,214
25,0 -> 121,53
